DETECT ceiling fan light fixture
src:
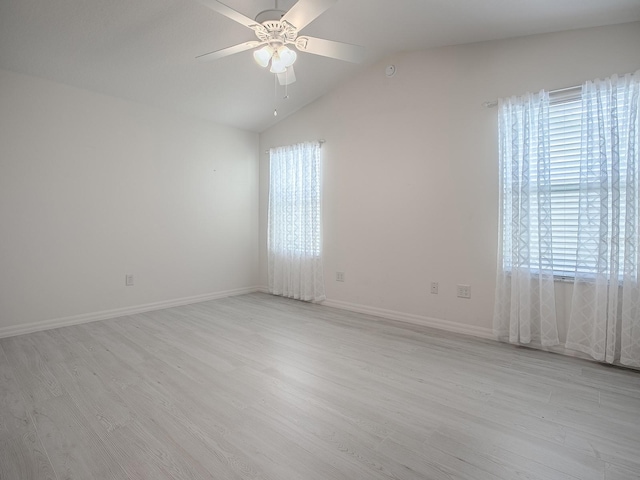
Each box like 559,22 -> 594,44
196,0 -> 366,91
278,46 -> 297,68
269,54 -> 287,74
253,45 -> 273,68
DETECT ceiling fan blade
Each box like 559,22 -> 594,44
281,0 -> 337,31
196,41 -> 260,62
277,65 -> 297,86
296,36 -> 365,63
193,0 -> 259,29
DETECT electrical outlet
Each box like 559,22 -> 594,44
125,274 -> 134,286
336,272 -> 345,282
456,284 -> 471,299
430,282 -> 439,294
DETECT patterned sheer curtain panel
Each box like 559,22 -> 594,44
268,141 -> 326,302
493,91 -> 560,347
566,72 -> 640,367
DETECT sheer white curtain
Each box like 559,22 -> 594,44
566,72 -> 640,367
268,141 -> 326,302
494,91 -> 560,347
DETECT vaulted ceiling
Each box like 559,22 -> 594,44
1,0 -> 639,132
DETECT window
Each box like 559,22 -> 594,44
534,88 -> 583,278
495,72 -> 640,365
268,142 -> 321,256
502,84 -> 634,278
267,141 -> 325,302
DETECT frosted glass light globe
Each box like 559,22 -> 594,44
278,46 -> 297,68
253,46 -> 273,68
269,55 -> 287,74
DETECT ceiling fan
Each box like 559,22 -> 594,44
194,0 -> 365,85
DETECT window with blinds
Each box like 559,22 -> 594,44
269,142 -> 322,257
543,88 -> 582,278
529,87 -> 631,278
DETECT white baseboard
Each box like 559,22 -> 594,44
322,298 -> 495,340
322,297 -> 638,370
255,288 -> 494,340
0,286 -> 260,339
1,286 -> 492,342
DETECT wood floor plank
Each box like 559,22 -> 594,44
1,292 -> 639,480
1,335 -> 65,411
0,344 -> 58,480
48,359 -> 136,435
605,462 -> 640,480
30,394 -> 130,480
116,380 -> 267,480
421,430 -> 579,480
52,351 -> 224,480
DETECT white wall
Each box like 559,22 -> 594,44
0,69 -> 259,335
259,22 -> 640,339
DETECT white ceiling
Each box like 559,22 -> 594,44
1,0 -> 639,132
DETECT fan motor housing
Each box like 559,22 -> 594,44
252,18 -> 298,46
255,9 -> 286,23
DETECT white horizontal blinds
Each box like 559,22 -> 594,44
545,88 -> 583,277
580,79 -> 633,277
525,89 -> 581,276
306,148 -> 322,257
269,142 -> 321,257
536,85 -> 632,277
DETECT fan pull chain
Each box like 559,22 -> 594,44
273,73 -> 278,116
284,69 -> 289,99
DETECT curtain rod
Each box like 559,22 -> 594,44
483,84 -> 581,108
265,139 -> 325,154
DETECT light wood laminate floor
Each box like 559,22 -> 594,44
1,293 -> 640,480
